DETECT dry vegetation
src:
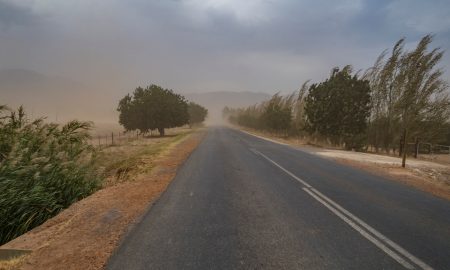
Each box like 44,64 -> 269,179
0,127 -> 205,270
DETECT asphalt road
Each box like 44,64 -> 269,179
107,127 -> 450,270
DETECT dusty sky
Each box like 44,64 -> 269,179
0,0 -> 449,122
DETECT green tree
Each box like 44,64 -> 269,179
261,96 -> 292,134
305,66 -> 371,150
117,85 -> 189,136
188,102 -> 208,127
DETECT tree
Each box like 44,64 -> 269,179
188,102 -> 208,127
305,66 -> 371,150
290,81 -> 310,136
365,35 -> 450,167
117,85 -> 189,136
261,95 -> 292,134
395,35 -> 449,167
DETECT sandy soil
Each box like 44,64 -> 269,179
308,148 -> 448,169
0,130 -> 205,270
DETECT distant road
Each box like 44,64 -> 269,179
107,127 -> 450,270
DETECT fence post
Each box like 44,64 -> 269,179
98,136 -> 100,147
111,132 -> 114,145
414,138 -> 419,158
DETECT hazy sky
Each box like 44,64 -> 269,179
1,0 -> 450,121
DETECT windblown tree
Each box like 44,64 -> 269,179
117,85 -> 189,136
290,81 -> 310,135
365,35 -> 450,167
305,66 -> 371,150
261,94 -> 292,134
188,102 -> 208,127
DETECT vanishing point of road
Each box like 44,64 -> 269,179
107,127 -> 450,270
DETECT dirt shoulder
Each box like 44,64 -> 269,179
236,126 -> 450,201
0,129 -> 205,270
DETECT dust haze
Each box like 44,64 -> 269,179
1,0 -> 449,128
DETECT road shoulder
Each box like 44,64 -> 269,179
235,126 -> 450,201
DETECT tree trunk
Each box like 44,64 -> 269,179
158,127 -> 165,136
401,129 -> 407,168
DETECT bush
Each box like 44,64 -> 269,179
0,106 -> 100,245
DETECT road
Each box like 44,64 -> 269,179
107,127 -> 450,270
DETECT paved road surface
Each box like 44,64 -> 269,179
107,127 -> 450,270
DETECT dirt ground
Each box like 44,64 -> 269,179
0,130 -> 205,270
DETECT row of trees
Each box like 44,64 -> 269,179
118,85 -> 207,136
224,35 -> 450,166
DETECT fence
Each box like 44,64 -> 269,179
415,143 -> 450,155
90,130 -> 146,147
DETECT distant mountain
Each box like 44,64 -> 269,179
185,91 -> 271,124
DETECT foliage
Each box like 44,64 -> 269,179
364,35 -> 450,166
223,86 -> 310,136
0,106 -> 100,245
305,66 -> 371,149
261,95 -> 292,132
226,34 -> 449,161
118,85 -> 189,136
188,102 -> 208,127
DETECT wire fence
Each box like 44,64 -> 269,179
90,130 -> 145,148
414,143 -> 450,155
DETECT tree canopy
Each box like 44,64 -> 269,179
305,66 -> 371,150
188,102 -> 208,127
223,34 -> 449,166
364,34 -> 449,166
118,85 -> 189,136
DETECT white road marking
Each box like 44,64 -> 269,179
252,149 -> 311,188
308,188 -> 434,270
239,130 -> 289,145
303,187 -> 414,269
250,148 -> 434,270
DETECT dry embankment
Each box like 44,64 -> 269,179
0,129 -> 205,270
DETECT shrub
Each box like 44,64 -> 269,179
0,106 -> 100,245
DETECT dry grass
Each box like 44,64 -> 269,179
0,255 -> 27,270
0,128 -> 205,270
95,127 -> 193,187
